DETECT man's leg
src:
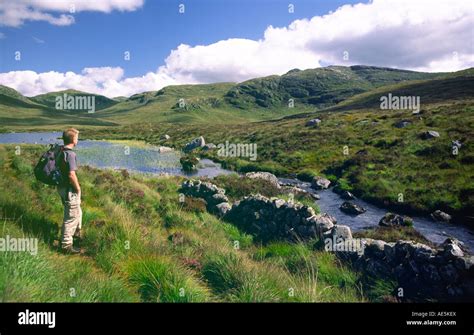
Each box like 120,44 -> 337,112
60,190 -> 82,251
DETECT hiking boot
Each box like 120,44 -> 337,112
61,245 -> 81,255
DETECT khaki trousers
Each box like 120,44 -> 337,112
57,186 -> 82,249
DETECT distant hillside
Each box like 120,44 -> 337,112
0,65 -> 470,127
30,89 -> 118,112
0,85 -> 38,105
225,65 -> 443,109
330,71 -> 474,111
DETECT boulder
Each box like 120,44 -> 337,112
339,201 -> 366,215
311,176 -> 331,190
441,239 -> 464,259
379,213 -> 413,227
431,210 -> 451,223
394,120 -> 412,128
245,172 -> 281,189
184,136 -> 206,152
161,134 -> 171,140
421,130 -> 440,140
216,202 -> 232,217
310,193 -> 321,200
180,180 -> 229,213
308,213 -> 336,233
305,118 -> 321,127
329,225 -> 353,241
157,146 -> 173,153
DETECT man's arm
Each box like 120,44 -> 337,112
68,170 -> 81,194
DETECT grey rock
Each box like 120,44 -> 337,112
184,136 -> 206,152
305,118 -> 321,127
311,176 -> 331,190
310,193 -> 321,200
394,120 -> 412,128
421,130 -> 440,139
439,264 -> 459,283
245,172 -> 281,189
330,225 -> 353,241
339,201 -> 366,215
431,210 -> 451,223
157,146 -> 173,153
216,202 -> 232,216
379,212 -> 413,227
442,242 -> 464,259
161,134 -> 171,140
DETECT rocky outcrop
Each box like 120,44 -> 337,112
311,176 -> 331,190
245,172 -> 281,189
379,213 -> 413,227
338,238 -> 474,301
431,210 -> 452,223
184,136 -> 206,152
180,180 -> 230,216
225,194 -> 335,242
340,201 -> 366,215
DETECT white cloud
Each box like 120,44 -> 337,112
0,0 -> 472,98
0,0 -> 144,27
157,0 -> 473,82
0,67 -> 178,98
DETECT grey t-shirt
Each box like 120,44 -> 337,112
58,148 -> 78,186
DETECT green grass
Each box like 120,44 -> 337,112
0,145 -> 372,302
80,79 -> 474,224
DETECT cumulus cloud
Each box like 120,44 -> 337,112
159,0 -> 473,82
0,0 -> 144,27
0,0 -> 472,97
0,67 -> 179,98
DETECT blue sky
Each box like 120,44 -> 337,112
0,0 -> 472,97
1,0 -> 362,76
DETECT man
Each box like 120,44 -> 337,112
57,128 -> 82,254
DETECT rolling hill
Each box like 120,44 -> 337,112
30,89 -> 119,112
0,65 -> 468,128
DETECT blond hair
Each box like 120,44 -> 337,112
63,128 -> 79,145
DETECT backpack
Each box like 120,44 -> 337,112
34,144 -> 70,185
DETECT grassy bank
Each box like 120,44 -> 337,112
0,144 -> 395,302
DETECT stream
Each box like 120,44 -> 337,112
1,131 -> 472,251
